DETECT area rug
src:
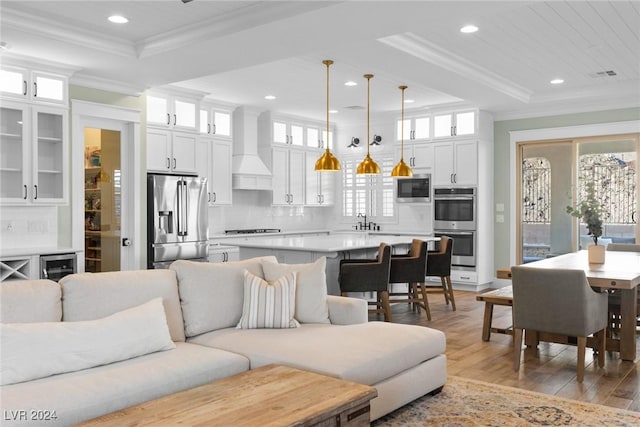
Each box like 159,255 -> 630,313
374,376 -> 640,426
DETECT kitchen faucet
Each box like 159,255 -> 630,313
355,213 -> 380,231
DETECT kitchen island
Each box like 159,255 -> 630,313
221,233 -> 439,295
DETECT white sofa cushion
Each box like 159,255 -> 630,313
262,257 -> 330,324
0,279 -> 61,323
1,298 -> 175,386
237,271 -> 299,329
171,257 -> 277,337
60,269 -> 185,342
188,321 -> 446,386
0,342 -> 249,426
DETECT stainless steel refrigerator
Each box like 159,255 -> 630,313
147,174 -> 208,269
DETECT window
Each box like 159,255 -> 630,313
342,154 -> 395,221
521,156 -> 551,262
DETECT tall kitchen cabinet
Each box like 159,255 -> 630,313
196,103 -> 234,206
0,63 -> 70,205
146,88 -> 206,175
259,112 -> 335,207
432,140 -> 477,186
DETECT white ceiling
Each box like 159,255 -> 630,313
1,0 -> 639,124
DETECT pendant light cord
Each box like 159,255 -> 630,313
364,74 -> 373,157
323,60 -> 333,152
400,85 -> 407,161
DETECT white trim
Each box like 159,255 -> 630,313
70,74 -> 145,97
508,120 -> 640,266
71,100 -> 142,270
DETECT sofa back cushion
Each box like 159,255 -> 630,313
262,257 -> 330,324
60,269 -> 185,342
171,257 -> 277,337
0,279 -> 62,323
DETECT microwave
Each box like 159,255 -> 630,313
396,174 -> 431,203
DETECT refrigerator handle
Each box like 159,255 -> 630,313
177,180 -> 188,236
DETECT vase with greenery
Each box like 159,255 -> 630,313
566,181 -> 605,262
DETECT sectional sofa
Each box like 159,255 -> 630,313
0,256 -> 446,425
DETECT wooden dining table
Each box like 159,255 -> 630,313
522,250 -> 640,361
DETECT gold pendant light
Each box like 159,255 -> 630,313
356,74 -> 381,175
315,60 -> 341,172
391,85 -> 413,177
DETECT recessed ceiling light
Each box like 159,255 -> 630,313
329,109 -> 339,114
264,95 -> 276,100
550,78 -> 564,85
108,15 -> 128,24
460,25 -> 478,34
344,81 -> 358,87
404,99 -> 415,104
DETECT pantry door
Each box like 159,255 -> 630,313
71,101 -> 141,271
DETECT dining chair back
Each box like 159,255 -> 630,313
339,243 -> 393,321
511,266 -> 608,382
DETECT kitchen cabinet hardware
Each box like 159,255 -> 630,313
34,185 -> 38,199
173,114 -> 177,126
166,113 -> 171,125
23,185 -> 27,200
33,81 -> 37,97
173,158 -> 177,169
166,157 -> 170,169
22,80 -> 27,96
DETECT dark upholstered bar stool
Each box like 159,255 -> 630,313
424,236 -> 456,311
339,243 -> 393,322
388,239 -> 431,320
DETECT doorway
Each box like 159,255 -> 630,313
84,128 -> 121,272
71,101 -> 141,271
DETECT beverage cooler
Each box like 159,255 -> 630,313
40,253 -> 77,282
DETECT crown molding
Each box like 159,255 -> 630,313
2,8 -> 136,58
493,97 -> 640,122
69,73 -> 145,97
0,52 -> 81,76
137,2 -> 333,58
378,32 -> 532,103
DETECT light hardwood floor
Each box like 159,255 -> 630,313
371,289 -> 640,411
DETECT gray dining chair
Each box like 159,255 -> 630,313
511,266 -> 608,383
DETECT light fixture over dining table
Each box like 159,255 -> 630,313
391,85 -> 413,177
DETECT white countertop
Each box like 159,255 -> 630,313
221,233 -> 438,253
0,247 -> 77,258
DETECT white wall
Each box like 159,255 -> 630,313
0,207 -> 59,250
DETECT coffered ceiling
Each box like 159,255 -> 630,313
1,1 -> 638,123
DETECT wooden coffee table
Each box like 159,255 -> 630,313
77,364 -> 378,426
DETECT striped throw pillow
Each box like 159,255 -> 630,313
236,270 -> 300,329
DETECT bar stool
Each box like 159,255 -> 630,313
424,236 -> 456,311
389,239 -> 431,320
339,243 -> 393,322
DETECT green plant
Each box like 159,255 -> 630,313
566,181 -> 603,245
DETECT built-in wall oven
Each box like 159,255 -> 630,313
433,187 -> 476,267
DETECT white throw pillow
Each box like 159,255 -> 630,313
262,257 -> 330,324
236,270 -> 300,329
0,298 -> 175,386
171,257 -> 277,336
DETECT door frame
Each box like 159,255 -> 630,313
509,120 -> 640,267
71,100 -> 141,271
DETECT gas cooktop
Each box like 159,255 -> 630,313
224,228 -> 281,235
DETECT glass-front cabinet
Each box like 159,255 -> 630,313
199,104 -> 232,138
147,92 -> 200,131
433,110 -> 476,138
397,115 -> 430,142
0,102 -> 67,204
0,67 -> 67,104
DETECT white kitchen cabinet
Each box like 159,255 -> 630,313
433,110 -> 476,139
0,66 -> 67,105
197,136 -> 233,205
272,119 -> 304,146
208,245 -> 239,263
199,104 -> 232,138
395,142 -> 433,170
397,114 -> 430,142
306,126 -> 322,149
432,140 -> 477,186
147,91 -> 200,131
304,151 -> 335,206
272,146 -> 305,205
147,128 -> 197,175
0,102 -> 68,205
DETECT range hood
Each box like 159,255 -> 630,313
232,106 -> 272,190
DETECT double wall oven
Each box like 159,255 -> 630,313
433,187 -> 476,267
